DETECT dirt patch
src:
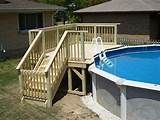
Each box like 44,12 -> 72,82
0,83 -> 100,120
54,94 -> 99,120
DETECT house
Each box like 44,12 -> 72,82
0,0 -> 65,58
75,0 -> 160,41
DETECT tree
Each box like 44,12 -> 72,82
35,0 -> 109,23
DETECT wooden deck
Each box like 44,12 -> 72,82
84,43 -> 121,64
16,23 -> 120,107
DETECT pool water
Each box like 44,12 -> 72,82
98,50 -> 160,84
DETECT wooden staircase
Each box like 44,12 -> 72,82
16,27 -> 88,107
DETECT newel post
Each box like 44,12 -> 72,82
17,69 -> 23,102
45,71 -> 52,108
28,31 -> 32,45
42,31 -> 46,52
56,28 -> 59,44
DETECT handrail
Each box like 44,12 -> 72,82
44,30 -> 88,73
76,23 -> 120,27
39,24 -> 76,32
29,24 -> 76,32
16,30 -> 43,70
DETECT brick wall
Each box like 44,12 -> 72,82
149,14 -> 160,39
81,13 -> 151,40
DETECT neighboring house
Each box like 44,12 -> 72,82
0,0 -> 65,58
75,0 -> 160,41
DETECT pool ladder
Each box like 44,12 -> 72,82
92,37 -> 113,68
99,52 -> 113,68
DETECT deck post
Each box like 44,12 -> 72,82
46,72 -> 52,108
120,85 -> 127,120
80,32 -> 85,61
18,69 -> 23,102
82,69 -> 86,95
28,31 -> 32,45
114,25 -> 117,45
66,35 -> 70,61
94,25 -> 97,39
68,68 -> 72,91
42,31 -> 46,52
56,28 -> 59,44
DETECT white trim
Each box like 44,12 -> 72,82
89,64 -> 160,92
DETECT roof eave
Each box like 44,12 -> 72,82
75,10 -> 160,14
0,8 -> 66,13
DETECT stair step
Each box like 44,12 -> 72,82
23,97 -> 47,107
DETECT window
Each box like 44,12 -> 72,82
19,13 -> 43,31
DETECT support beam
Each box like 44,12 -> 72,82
67,67 -> 87,95
120,85 -> 127,120
68,68 -> 72,91
72,68 -> 83,80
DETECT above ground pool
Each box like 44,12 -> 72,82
94,45 -> 160,86
95,46 -> 160,84
89,45 -> 160,120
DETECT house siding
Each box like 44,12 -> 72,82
43,11 -> 55,27
0,12 -> 55,58
0,13 -> 28,57
81,13 -> 151,40
149,14 -> 160,40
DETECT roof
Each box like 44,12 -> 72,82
75,0 -> 160,13
0,0 -> 66,13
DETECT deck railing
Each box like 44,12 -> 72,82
29,24 -> 76,46
20,70 -> 47,101
67,31 -> 87,61
76,23 -> 118,44
17,30 -> 44,70
29,23 -> 118,47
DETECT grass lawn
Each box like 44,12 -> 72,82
0,59 -> 19,86
0,59 -> 61,120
